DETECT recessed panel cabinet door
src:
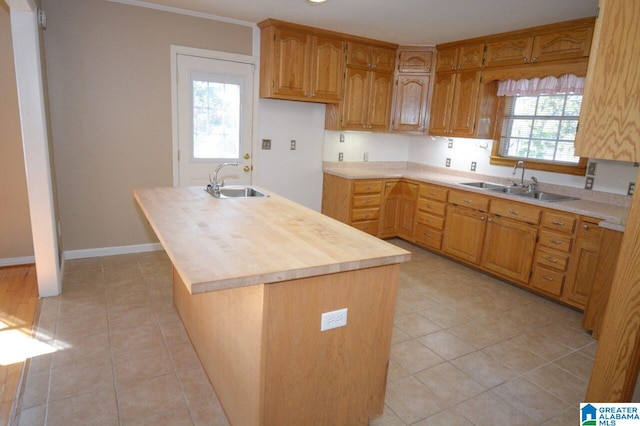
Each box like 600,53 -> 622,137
531,27 -> 593,63
428,72 -> 455,135
310,36 -> 344,101
484,36 -> 534,67
392,75 -> 431,132
273,28 -> 311,97
341,67 -> 370,130
368,71 -> 394,131
442,206 -> 487,265
449,71 -> 481,137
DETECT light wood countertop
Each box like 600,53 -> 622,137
134,187 -> 411,294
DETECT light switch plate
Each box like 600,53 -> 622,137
340,133 -> 345,143
587,162 -> 597,176
321,308 -> 348,331
261,139 -> 271,150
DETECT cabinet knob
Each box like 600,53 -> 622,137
523,57 -> 528,63
583,224 -> 590,230
480,216 -> 486,221
304,92 -> 309,96
450,65 -> 455,70
487,218 -> 493,223
532,57 -> 537,62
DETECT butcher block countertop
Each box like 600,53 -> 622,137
134,186 -> 411,294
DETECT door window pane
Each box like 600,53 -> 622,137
192,79 -> 240,159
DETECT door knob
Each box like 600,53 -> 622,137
243,166 -> 250,172
244,153 -> 250,160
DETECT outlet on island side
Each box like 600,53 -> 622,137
321,308 -> 348,331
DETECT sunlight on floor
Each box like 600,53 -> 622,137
0,320 -> 57,366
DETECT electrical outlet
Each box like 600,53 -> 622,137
290,140 -> 296,150
447,139 -> 453,149
363,152 -> 369,162
321,308 -> 348,331
629,182 -> 635,196
261,139 -> 271,150
585,176 -> 594,190
470,161 -> 477,172
445,158 -> 451,167
587,162 -> 597,176
338,152 -> 343,161
340,133 -> 345,143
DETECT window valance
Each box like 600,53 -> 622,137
496,74 -> 585,97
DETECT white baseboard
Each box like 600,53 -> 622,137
64,243 -> 164,260
0,256 -> 36,267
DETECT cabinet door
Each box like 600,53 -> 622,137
309,36 -> 345,102
531,27 -> 593,63
341,67 -> 370,130
442,206 -> 487,264
371,47 -> 397,72
272,28 -> 311,97
457,44 -> 485,70
574,0 -> 640,162
397,50 -> 434,73
484,36 -> 534,67
481,216 -> 537,283
397,183 -> 419,240
367,71 -> 394,131
379,181 -> 402,238
564,221 -> 603,308
391,74 -> 431,132
428,72 -> 455,135
449,71 -> 482,137
435,48 -> 459,72
346,42 -> 372,68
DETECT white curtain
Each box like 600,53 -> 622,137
497,74 -> 585,96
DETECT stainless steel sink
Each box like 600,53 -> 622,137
205,185 -> 269,198
459,181 -> 506,190
488,186 -> 578,202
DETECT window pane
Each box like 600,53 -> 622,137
536,95 -> 565,116
556,141 -> 579,163
511,119 -> 533,138
564,95 -> 581,116
531,119 -> 559,139
529,140 -> 556,161
559,120 -> 578,140
504,138 -> 530,158
513,97 -> 537,115
192,80 -> 240,159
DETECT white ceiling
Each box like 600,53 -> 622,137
130,0 -> 598,45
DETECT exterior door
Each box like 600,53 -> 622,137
176,53 -> 254,187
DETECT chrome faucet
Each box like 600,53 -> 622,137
209,162 -> 238,195
528,176 -> 538,192
511,160 -> 526,187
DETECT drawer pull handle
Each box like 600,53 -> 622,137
549,239 -> 562,245
366,200 -> 372,204
545,257 -> 559,263
427,204 -> 434,209
543,276 -> 555,282
463,199 -> 473,204
428,191 -> 436,196
552,220 -> 565,226
508,209 -> 519,215
426,219 -> 432,223
363,215 -> 370,219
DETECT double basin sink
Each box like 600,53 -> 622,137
459,181 -> 579,202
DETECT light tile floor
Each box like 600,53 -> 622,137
15,239 -> 595,425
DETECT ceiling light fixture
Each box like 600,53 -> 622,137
305,0 -> 329,4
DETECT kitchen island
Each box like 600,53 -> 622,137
133,186 -> 410,425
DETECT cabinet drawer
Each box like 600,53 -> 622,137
531,265 -> 565,296
539,230 -> 572,252
418,184 -> 448,202
353,180 -> 382,194
535,246 -> 570,271
577,219 -> 603,240
417,198 -> 446,216
352,194 -> 381,208
351,207 -> 379,222
490,199 -> 540,224
414,223 -> 442,250
416,211 -> 445,230
351,220 -> 379,235
448,191 -> 490,211
541,211 -> 577,234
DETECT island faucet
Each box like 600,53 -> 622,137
511,160 -> 526,187
210,162 -> 238,195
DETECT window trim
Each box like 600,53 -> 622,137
490,96 -> 587,176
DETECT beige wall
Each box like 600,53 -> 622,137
42,0 -> 253,251
0,4 -> 34,259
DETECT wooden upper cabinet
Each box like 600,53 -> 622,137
436,44 -> 485,72
259,20 -> 345,104
397,49 -> 434,73
347,42 -> 396,72
428,72 -> 455,134
575,0 -> 640,162
448,71 -> 482,136
484,25 -> 593,68
341,67 -> 393,131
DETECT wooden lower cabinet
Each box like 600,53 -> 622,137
397,182 -> 419,240
442,205 -> 487,264
481,216 -> 537,284
379,180 -> 401,238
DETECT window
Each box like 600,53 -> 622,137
490,74 -> 587,175
499,94 -> 581,163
